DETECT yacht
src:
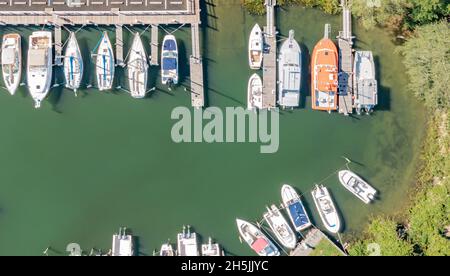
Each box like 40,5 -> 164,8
236,218 -> 280,256
111,227 -> 135,256
278,30 -> 301,108
247,73 -> 263,111
161,35 -> 178,85
338,170 -> 377,204
95,31 -> 115,91
263,205 -> 297,249
354,51 -> 378,114
127,32 -> 148,99
281,184 -> 312,232
201,237 -> 224,256
1,33 -> 22,95
160,243 -> 175,256
27,31 -> 53,108
311,185 -> 341,234
64,32 -> 83,95
177,225 -> 199,256
248,24 -> 263,69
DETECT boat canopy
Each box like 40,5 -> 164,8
251,238 -> 268,253
162,57 -> 177,70
163,39 -> 177,51
289,202 -> 310,228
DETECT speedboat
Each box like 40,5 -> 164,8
354,51 -> 378,115
281,184 -> 312,232
278,30 -> 301,108
338,170 -> 377,204
95,31 -> 115,91
64,32 -> 83,95
236,218 -> 280,256
311,185 -> 341,234
1,33 -> 22,95
201,237 -> 224,256
160,243 -> 175,256
177,225 -> 199,256
247,73 -> 263,111
248,24 -> 263,69
263,205 -> 297,249
311,24 -> 339,112
161,35 -> 178,85
127,32 -> 148,99
27,31 -> 53,108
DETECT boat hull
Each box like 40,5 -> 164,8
2,33 -> 22,95
127,33 -> 148,99
338,170 -> 377,204
263,205 -> 297,249
278,30 -> 301,108
281,184 -> 312,232
64,32 -> 83,93
248,24 -> 263,70
247,73 -> 263,111
311,185 -> 341,234
354,51 -> 378,114
236,219 -> 280,256
161,35 -> 178,85
96,32 -> 115,91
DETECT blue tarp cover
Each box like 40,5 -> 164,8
162,58 -> 177,70
163,39 -> 177,51
289,202 -> 310,228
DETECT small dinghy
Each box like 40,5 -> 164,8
248,24 -> 264,70
247,73 -> 263,111
311,184 -> 341,234
338,170 -> 377,204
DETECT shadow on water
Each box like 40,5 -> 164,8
178,40 -> 188,85
203,0 -> 219,31
300,43 -> 311,109
374,55 -> 391,111
79,35 -> 94,98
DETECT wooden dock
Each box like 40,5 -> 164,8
337,0 -> 354,115
150,24 -> 159,66
115,24 -> 124,67
262,0 -> 277,110
54,23 -> 63,66
190,23 -> 204,108
290,228 -> 347,256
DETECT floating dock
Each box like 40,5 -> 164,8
337,0 -> 354,115
0,0 -> 205,108
262,0 -> 277,110
150,24 -> 159,66
290,228 -> 347,256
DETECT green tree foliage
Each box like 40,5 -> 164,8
409,0 -> 450,25
400,21 -> 450,110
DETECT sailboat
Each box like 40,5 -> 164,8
161,35 -> 178,85
95,31 -> 115,91
248,24 -> 263,70
247,73 -> 263,111
311,185 -> 341,234
127,32 -> 148,99
278,30 -> 301,108
311,24 -> 339,112
27,31 -> 53,108
64,32 -> 83,95
354,51 -> 378,115
263,205 -> 297,249
2,33 -> 22,95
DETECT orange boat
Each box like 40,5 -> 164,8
311,24 -> 339,112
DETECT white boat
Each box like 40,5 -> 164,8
354,51 -> 378,115
27,31 -> 53,108
248,24 -> 263,70
95,31 -> 115,91
338,170 -> 377,204
236,218 -> 280,256
161,35 -> 178,85
281,184 -> 312,232
111,227 -> 135,256
263,205 -> 297,249
278,30 -> 301,108
247,73 -> 263,111
63,32 -> 83,94
160,243 -> 175,256
1,33 -> 22,95
127,32 -> 148,99
177,225 -> 199,256
201,237 -> 224,256
311,185 -> 341,234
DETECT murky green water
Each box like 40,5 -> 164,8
0,0 -> 426,255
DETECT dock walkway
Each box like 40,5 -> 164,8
261,0 -> 277,110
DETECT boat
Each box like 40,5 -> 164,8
248,24 -> 263,70
27,31 -> 53,108
281,184 -> 312,232
111,227 -> 135,256
247,73 -> 263,111
161,35 -> 178,85
338,170 -> 377,204
263,205 -> 297,249
127,32 -> 148,99
311,24 -> 339,112
201,237 -> 224,256
63,32 -> 83,95
160,243 -> 175,256
95,31 -> 115,91
278,30 -> 301,108
354,51 -> 378,115
177,225 -> 199,256
1,33 -> 22,95
236,218 -> 280,256
311,185 -> 341,233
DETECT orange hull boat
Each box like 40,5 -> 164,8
311,32 -> 339,111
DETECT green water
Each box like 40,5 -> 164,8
0,1 -> 426,256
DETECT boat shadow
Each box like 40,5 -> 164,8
374,55 -> 391,111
